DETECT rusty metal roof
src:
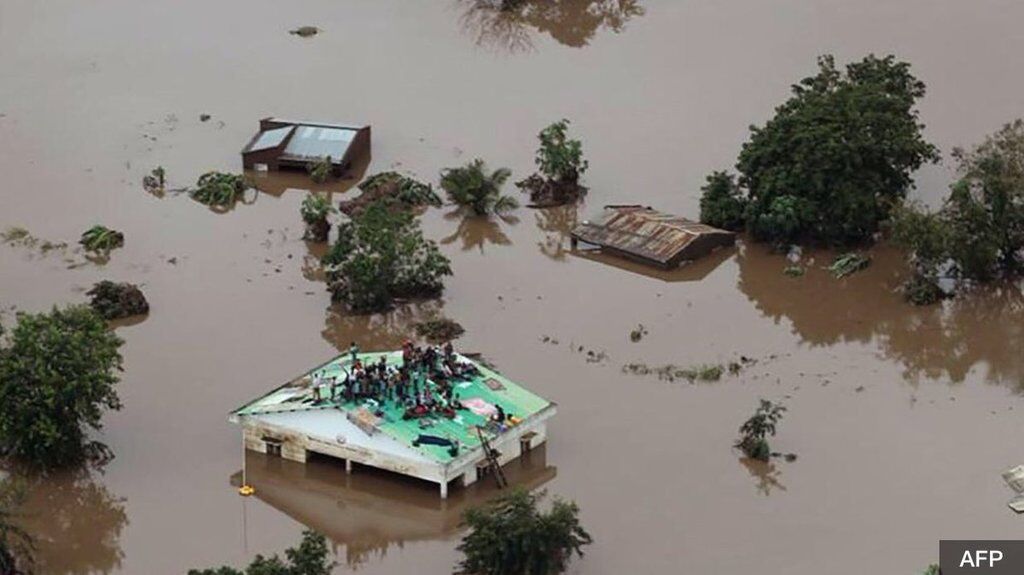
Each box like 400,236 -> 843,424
571,205 -> 734,266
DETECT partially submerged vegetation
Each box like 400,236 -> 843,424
457,489 -> 592,575
891,119 -> 1024,304
189,529 -> 332,575
340,172 -> 442,217
517,119 -> 588,207
306,156 -> 333,183
700,55 -> 938,247
323,201 -> 452,312
440,159 -> 518,215
828,252 -> 871,278
622,362 -> 725,383
86,281 -> 150,320
0,306 -> 124,468
413,317 -> 465,343
142,166 -> 166,193
189,171 -> 252,209
736,399 -> 787,462
300,193 -> 335,242
79,225 -> 124,254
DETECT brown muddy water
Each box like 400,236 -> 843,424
2,1 -> 1024,573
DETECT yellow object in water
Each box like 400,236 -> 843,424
238,484 -> 255,496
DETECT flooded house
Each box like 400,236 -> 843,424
229,350 -> 556,498
241,118 -> 371,174
570,205 -> 736,269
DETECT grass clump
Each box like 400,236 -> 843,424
79,225 -> 124,254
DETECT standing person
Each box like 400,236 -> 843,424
349,341 -> 359,365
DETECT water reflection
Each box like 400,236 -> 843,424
321,300 -> 446,352
737,243 -> 1024,385
535,205 -> 577,261
16,469 -> 127,575
738,457 -> 787,496
572,243 -> 735,281
441,208 -> 517,253
246,153 -> 369,200
230,445 -> 556,568
457,0 -> 645,52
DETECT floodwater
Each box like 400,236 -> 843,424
2,1 -> 1024,573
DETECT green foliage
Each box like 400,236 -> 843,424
306,156 -> 333,184
783,265 -> 805,277
86,281 -> 150,320
0,306 -> 124,468
413,317 -> 465,343
457,489 -> 592,575
737,54 -> 938,245
142,166 -> 165,191
0,479 -> 33,575
922,565 -> 940,575
322,202 -> 452,312
79,225 -> 124,254
737,399 -> 786,461
827,252 -> 871,278
440,159 -> 518,215
534,119 -> 588,184
188,530 -> 333,575
699,171 -> 747,231
300,193 -> 334,225
190,171 -> 251,207
341,172 -> 442,216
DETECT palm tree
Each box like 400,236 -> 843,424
439,159 -> 518,216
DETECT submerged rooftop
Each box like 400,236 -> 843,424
241,118 -> 370,172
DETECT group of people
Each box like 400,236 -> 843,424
309,340 -> 479,420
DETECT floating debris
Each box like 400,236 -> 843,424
199,113 -> 211,122
622,362 -> 724,383
289,26 -> 320,38
629,323 -> 647,342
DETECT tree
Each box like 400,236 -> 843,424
698,171 -> 746,230
890,120 -> 1024,302
441,159 -> 518,215
86,281 -> 150,320
517,120 -> 589,206
322,202 -> 452,312
457,489 -> 592,575
736,54 -> 939,246
300,193 -> 335,243
188,530 -> 333,575
736,399 -> 786,462
0,306 -> 124,468
0,479 -> 33,575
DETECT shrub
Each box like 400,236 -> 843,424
535,119 -> 588,184
340,172 -> 442,217
699,171 -> 747,230
189,171 -> 251,207
737,54 -> 938,245
736,399 -> 786,462
300,193 -> 335,242
188,530 -> 333,575
457,489 -> 592,575
0,306 -> 124,468
307,156 -> 333,184
79,225 -> 124,254
440,159 -> 518,215
86,281 -> 150,320
413,317 -> 465,343
323,202 -> 452,312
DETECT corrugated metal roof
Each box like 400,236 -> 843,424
571,206 -> 734,266
248,126 -> 293,152
281,125 -> 356,162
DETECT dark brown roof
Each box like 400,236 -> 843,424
571,205 -> 735,267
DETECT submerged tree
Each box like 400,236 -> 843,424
891,119 -> 1024,303
0,306 -> 124,468
517,119 -> 589,207
703,54 -> 938,246
457,489 -> 592,575
736,399 -> 786,462
300,193 -> 335,243
0,479 -> 33,575
188,530 -> 333,575
322,201 -> 452,312
86,281 -> 150,320
699,171 -> 747,231
440,159 -> 518,215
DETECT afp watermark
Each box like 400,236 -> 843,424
940,541 -> 1024,573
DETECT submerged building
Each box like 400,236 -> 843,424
229,351 -> 556,498
241,118 -> 370,174
571,205 -> 736,269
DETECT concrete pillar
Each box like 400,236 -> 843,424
345,459 -> 353,474
440,480 -> 448,499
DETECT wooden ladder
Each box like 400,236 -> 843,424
475,426 -> 508,489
